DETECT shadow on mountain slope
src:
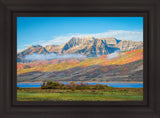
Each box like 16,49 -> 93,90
17,60 -> 143,82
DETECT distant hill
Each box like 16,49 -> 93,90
17,37 -> 143,62
17,45 -> 49,62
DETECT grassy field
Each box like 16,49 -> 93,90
17,88 -> 143,101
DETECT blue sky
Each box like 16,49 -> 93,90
17,17 -> 143,52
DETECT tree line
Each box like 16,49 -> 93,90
41,81 -> 112,90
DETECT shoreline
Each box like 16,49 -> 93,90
17,81 -> 143,84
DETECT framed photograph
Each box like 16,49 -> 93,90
16,16 -> 144,102
0,0 -> 160,118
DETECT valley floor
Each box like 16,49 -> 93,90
17,88 -> 143,101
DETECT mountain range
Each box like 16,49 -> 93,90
17,37 -> 143,62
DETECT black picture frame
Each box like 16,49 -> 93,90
0,0 -> 160,118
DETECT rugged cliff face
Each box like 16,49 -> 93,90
45,44 -> 64,54
61,37 -> 111,56
60,37 -> 142,56
17,37 -> 143,62
97,37 -> 121,47
116,40 -> 143,51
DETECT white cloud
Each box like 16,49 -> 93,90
44,30 -> 143,45
24,53 -> 86,60
19,30 -> 143,51
107,50 -> 120,60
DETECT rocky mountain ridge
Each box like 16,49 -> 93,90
17,37 -> 143,62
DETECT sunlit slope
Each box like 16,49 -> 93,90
17,49 -> 143,82
17,49 -> 142,74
